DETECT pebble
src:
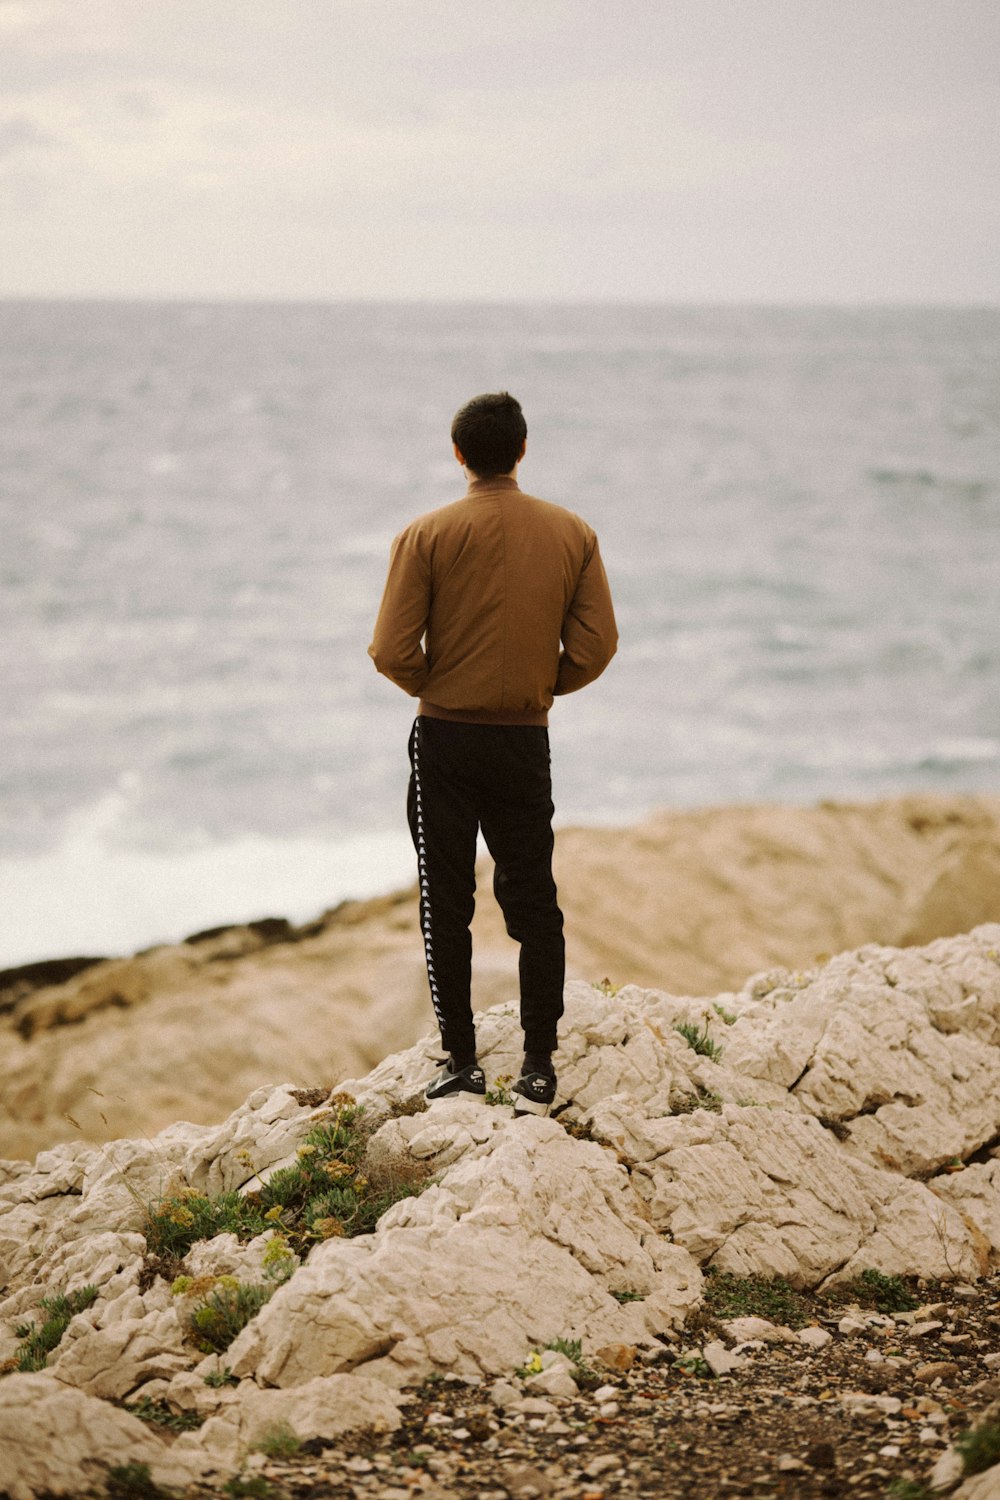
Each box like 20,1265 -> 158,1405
584,1455 -> 622,1478
702,1339 -> 743,1376
909,1320 -> 946,1337
841,1393 -> 903,1414
797,1326 -> 832,1349
914,1361 -> 961,1384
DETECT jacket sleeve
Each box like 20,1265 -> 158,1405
554,533 -> 618,696
368,527 -> 432,696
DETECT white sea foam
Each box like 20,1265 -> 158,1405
0,811 -> 415,970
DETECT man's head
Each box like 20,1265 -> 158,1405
451,392 -> 527,479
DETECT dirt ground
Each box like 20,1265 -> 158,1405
165,1273 -> 1000,1500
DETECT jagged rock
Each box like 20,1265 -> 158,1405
0,1373 -> 211,1498
5,795 -> 999,1164
954,1465 -> 1000,1499
0,925 -> 999,1498
170,1373 -> 404,1466
49,1308 -> 193,1398
932,1161 -> 1000,1270
224,1115 -> 703,1388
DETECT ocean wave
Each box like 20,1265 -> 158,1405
0,808 -> 415,969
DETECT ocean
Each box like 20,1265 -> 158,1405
1,301 -> 998,968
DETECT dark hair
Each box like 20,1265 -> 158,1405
451,392 -> 527,478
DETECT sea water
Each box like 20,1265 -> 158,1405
1,301 -> 998,966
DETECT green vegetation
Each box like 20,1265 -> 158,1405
712,1003 -> 737,1025
485,1075 -> 515,1107
593,978 -> 621,996
844,1268 -> 919,1314
222,1479 -> 275,1500
126,1396 -> 202,1432
611,1289 -> 645,1303
956,1420 -> 1000,1477
144,1098 -> 428,1259
173,1274 -> 278,1354
671,1086 -> 723,1114
252,1421 -> 302,1459
13,1284 -> 99,1371
673,1020 -> 724,1063
104,1463 -> 172,1500
672,1351 -> 712,1378
516,1336 -> 603,1390
203,1365 -> 239,1388
702,1271 -> 813,1329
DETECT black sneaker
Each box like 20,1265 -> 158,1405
513,1067 -> 557,1117
425,1058 -> 486,1103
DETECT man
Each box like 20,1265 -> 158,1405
369,392 -> 617,1114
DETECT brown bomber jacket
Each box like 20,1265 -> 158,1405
368,475 -> 618,725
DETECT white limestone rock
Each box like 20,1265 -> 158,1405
48,1307 -> 193,1398
931,1160 -> 1000,1268
172,1373 -> 404,1466
953,1464 -> 1000,1499
225,1118 -> 693,1388
0,1373 -> 211,1499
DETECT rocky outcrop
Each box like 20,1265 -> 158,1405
2,792 -> 999,1162
1,924 -> 999,1494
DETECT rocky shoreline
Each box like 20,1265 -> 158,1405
2,921 -> 1000,1497
3,792 -> 1000,1165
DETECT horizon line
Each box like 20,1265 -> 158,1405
1,292 -> 999,312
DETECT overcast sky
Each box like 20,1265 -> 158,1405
2,0 -> 998,303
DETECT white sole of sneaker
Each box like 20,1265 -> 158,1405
425,1091 -> 488,1106
512,1096 -> 552,1117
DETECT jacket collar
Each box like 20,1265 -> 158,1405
467,475 -> 520,495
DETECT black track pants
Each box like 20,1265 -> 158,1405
407,716 -> 565,1061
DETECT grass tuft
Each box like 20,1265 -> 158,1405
14,1284 -> 99,1371
702,1271 -> 813,1329
843,1268 -> 919,1313
252,1420 -> 302,1459
956,1420 -> 1000,1477
673,1020 -> 724,1063
104,1462 -> 172,1499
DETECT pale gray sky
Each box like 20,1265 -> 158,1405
2,0 -> 998,302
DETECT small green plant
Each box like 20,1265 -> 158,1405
703,1271 -> 813,1329
223,1478 -> 275,1499
126,1396 -> 203,1432
887,1481 -> 934,1500
712,1003 -> 737,1025
103,1462 -> 170,1499
594,977 -> 621,996
485,1075 -> 515,1107
204,1365 -> 239,1388
671,1086 -> 723,1115
173,1274 -> 275,1354
611,1290 -> 645,1303
845,1268 -> 919,1314
516,1336 -> 603,1391
673,1352 -> 712,1378
14,1284 -> 99,1371
956,1421 -> 1000,1477
673,1020 -> 723,1063
253,1420 -> 302,1459
144,1098 -> 428,1258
